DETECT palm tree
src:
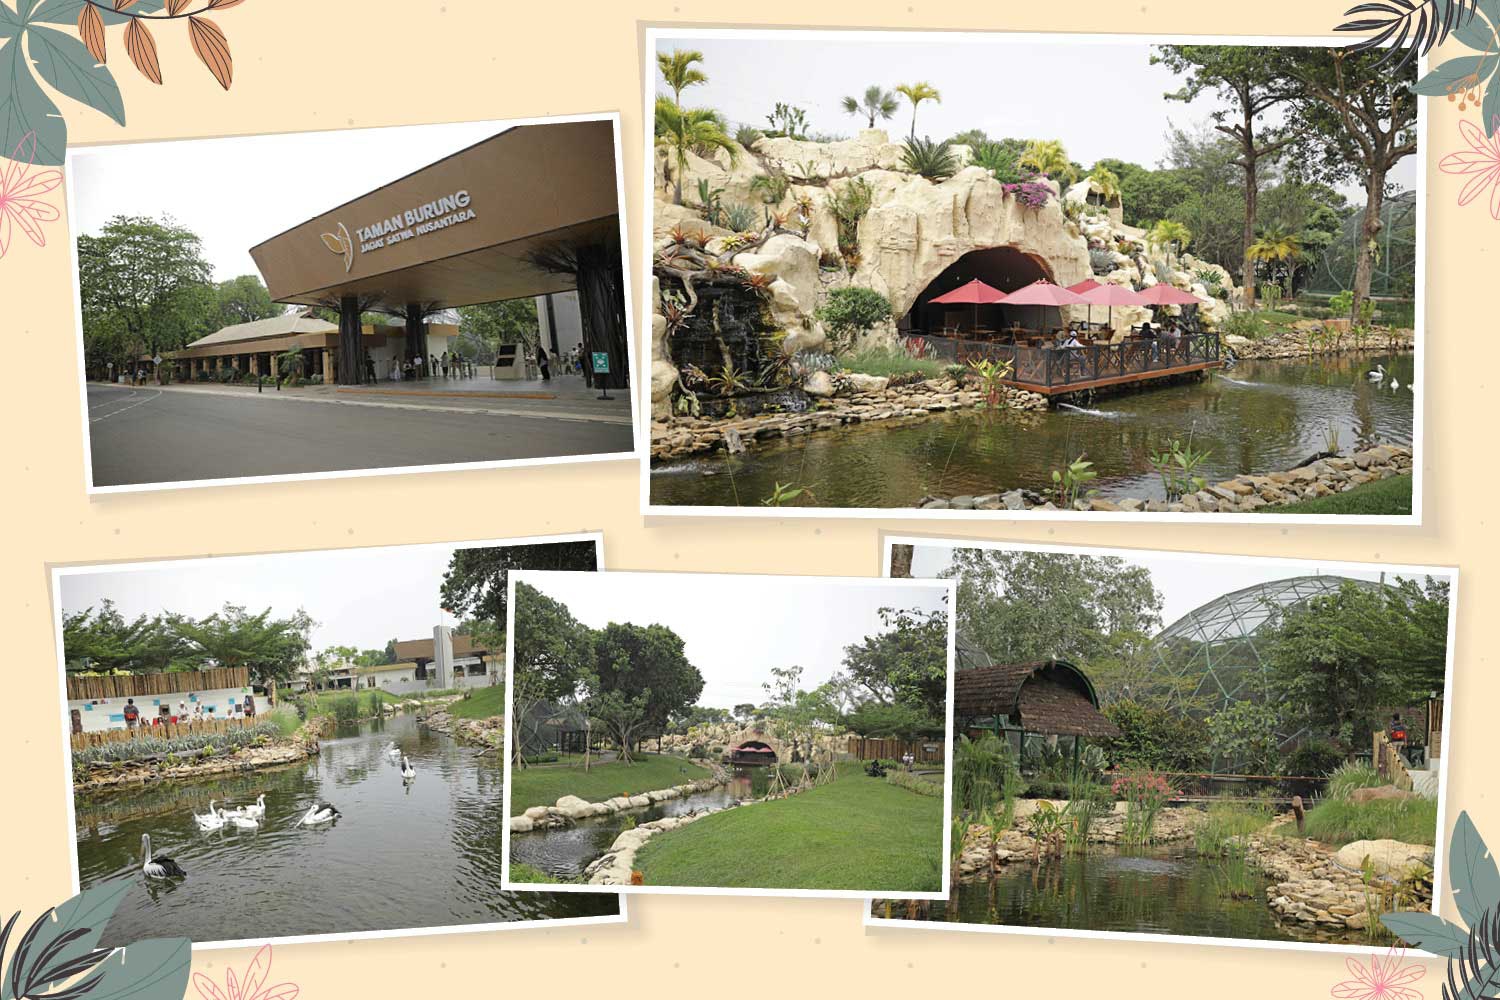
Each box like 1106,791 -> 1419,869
1085,165 -> 1121,205
657,49 -> 707,108
841,85 -> 900,129
895,81 -> 941,139
1148,219 -> 1193,256
1247,227 -> 1304,297
655,97 -> 738,206
1019,139 -> 1077,185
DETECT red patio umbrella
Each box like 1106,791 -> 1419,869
999,279 -> 1088,336
1079,282 -> 1147,332
1135,283 -> 1204,306
929,278 -> 1008,336
1067,278 -> 1102,327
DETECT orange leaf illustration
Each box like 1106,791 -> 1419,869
206,0 -> 247,8
77,4 -> 106,63
187,15 -> 232,90
124,18 -> 162,83
167,0 -> 190,13
114,0 -> 139,10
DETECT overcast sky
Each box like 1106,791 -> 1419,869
515,571 -> 950,708
907,543 -> 1445,628
57,539 -> 599,654
69,119 -> 508,282
653,32 -> 1416,199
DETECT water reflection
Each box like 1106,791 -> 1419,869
74,713 -> 617,947
651,353 -> 1415,508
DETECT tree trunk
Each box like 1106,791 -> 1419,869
890,544 -> 914,579
337,295 -> 363,386
1240,163 -> 1258,310
1352,167 -> 1387,322
575,240 -> 630,390
404,302 -> 427,363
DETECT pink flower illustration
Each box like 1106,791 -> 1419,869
193,944 -> 299,1000
0,131 -> 64,258
1439,115 -> 1500,221
1331,947 -> 1425,1000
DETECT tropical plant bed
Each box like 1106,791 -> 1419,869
74,729 -> 319,791
506,752 -> 714,814
627,769 -> 944,891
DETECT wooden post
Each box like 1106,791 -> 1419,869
1292,795 -> 1305,834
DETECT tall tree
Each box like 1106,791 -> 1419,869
508,581 -> 594,766
1020,139 -> 1079,186
215,275 -> 281,327
1276,48 -> 1418,319
62,601 -> 191,673
840,605 -> 950,723
587,621 -> 705,744
841,85 -> 900,129
656,48 -> 707,108
1153,46 -> 1307,306
171,603 -> 314,689
654,97 -> 739,206
439,540 -> 598,631
77,215 -> 216,372
895,81 -> 941,139
456,298 -> 541,361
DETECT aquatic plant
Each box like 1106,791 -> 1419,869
1049,454 -> 1099,508
966,357 -> 1015,410
1112,769 -> 1174,845
1148,435 -> 1212,502
954,734 -> 1012,816
761,482 -> 812,507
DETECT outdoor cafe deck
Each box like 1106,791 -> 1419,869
912,330 -> 1224,396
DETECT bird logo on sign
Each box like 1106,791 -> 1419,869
319,222 -> 354,273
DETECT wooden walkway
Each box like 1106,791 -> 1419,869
1006,359 -> 1223,396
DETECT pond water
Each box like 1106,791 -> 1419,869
74,714 -> 617,947
905,846 -> 1353,944
509,765 -> 772,880
650,352 -> 1415,509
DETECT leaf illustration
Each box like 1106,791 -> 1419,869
186,15 -> 231,90
166,0 -> 191,13
76,3 -> 107,63
1444,907 -> 1500,1000
1383,910 -> 1474,957
0,882 -> 129,1000
257,986 -> 298,1000
1414,54 -> 1500,95
114,0 -> 139,11
28,25 -> 125,124
191,972 -> 228,1000
0,38 -> 68,166
238,944 -> 269,999
30,0 -> 167,25
52,937 -> 191,1000
123,17 -> 162,84
1453,812 -> 1500,930
319,232 -> 346,254
1335,0 -> 1480,70
206,0 -> 246,8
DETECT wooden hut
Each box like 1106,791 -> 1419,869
954,643 -> 1119,761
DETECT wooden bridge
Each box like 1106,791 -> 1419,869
912,332 -> 1224,396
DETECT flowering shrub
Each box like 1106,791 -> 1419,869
1002,180 -> 1051,209
1112,769 -> 1174,845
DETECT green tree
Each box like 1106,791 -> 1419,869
1148,219 -> 1193,255
1019,139 -> 1078,185
456,299 -> 540,361
77,215 -> 216,373
654,96 -> 739,206
1274,48 -> 1418,320
841,85 -> 900,129
509,581 -> 595,766
842,700 -> 942,738
215,275 -> 282,327
1102,700 -> 1210,771
1247,226 -> 1305,296
62,601 -> 192,673
944,550 -> 1162,668
171,603 -> 314,690
587,621 -> 705,744
656,48 -> 707,107
895,81 -> 941,139
1206,701 -> 1285,774
732,702 -> 758,722
438,540 -> 598,631
1153,46 -> 1307,306
839,605 -> 950,723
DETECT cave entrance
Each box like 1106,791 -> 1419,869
730,740 -> 778,766
902,247 -> 1059,337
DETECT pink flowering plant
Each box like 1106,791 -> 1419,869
1002,179 -> 1052,209
1112,769 -> 1174,845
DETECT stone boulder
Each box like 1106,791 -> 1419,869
803,370 -> 835,398
1335,839 -> 1433,877
734,233 -> 822,332
554,794 -> 596,820
1350,785 -> 1419,804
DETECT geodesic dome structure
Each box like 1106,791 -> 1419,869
1147,575 -> 1387,724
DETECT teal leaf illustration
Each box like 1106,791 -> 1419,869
1413,54 -> 1500,95
30,0 -> 169,26
1453,5 -> 1498,47
1380,910 -> 1472,956
1444,907 -> 1500,1000
1484,71 -> 1500,135
1452,811 -> 1500,930
26,23 -> 124,125
0,5 -> 21,34
0,882 -> 130,1000
57,938 -> 191,1000
0,31 -> 66,165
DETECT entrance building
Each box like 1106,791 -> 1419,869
248,118 -> 629,389
169,312 -> 460,382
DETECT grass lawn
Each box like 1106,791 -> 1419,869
448,686 -> 505,720
508,862 -> 563,884
839,346 -> 947,379
1262,473 -> 1412,516
1297,796 -> 1438,848
632,767 -> 944,891
507,752 -> 712,813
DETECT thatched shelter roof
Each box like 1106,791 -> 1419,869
954,653 -> 1119,740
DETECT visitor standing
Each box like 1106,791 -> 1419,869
243,693 -> 256,719
537,344 -> 551,381
123,698 -> 139,729
441,351 -> 450,378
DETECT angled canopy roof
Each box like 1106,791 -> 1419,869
249,119 -> 621,312
392,635 -> 487,663
184,313 -> 336,350
955,653 -> 1119,739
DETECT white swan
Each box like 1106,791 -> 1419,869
298,802 -> 341,826
230,812 -> 261,830
400,754 -> 415,780
384,741 -> 402,758
240,793 -> 267,820
193,800 -> 226,830
141,833 -> 186,878
1390,378 -> 1400,391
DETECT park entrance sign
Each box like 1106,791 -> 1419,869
249,117 -> 629,388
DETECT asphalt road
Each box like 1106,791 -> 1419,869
86,384 -> 636,487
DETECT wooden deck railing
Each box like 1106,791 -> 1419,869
910,332 -> 1221,390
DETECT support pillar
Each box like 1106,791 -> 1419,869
269,355 -> 279,379
541,294 -> 560,354
404,302 -> 428,367
337,295 -> 363,385
322,348 -> 334,382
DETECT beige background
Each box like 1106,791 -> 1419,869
0,0 -> 1480,993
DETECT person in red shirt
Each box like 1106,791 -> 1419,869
123,698 -> 140,728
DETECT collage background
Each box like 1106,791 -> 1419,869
0,1 -> 1477,992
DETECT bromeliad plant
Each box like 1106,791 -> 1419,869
1113,769 -> 1173,845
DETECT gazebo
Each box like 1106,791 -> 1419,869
954,638 -> 1119,761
